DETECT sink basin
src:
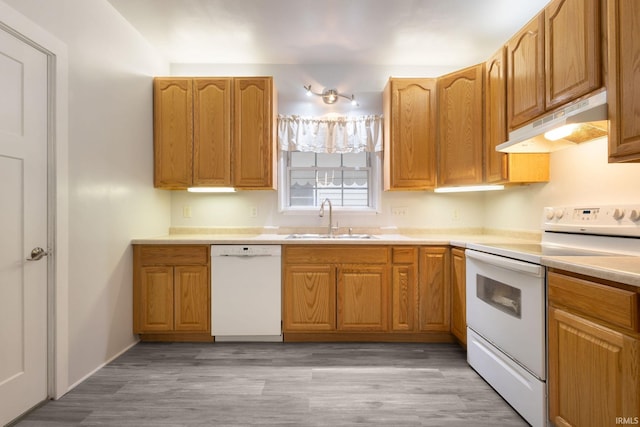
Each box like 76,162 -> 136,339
286,233 -> 331,239
286,233 -> 377,240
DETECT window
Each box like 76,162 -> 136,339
277,114 -> 383,212
279,150 -> 381,211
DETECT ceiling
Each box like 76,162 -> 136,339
107,0 -> 550,67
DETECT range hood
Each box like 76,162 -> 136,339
496,91 -> 608,153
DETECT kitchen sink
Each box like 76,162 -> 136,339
286,233 -> 377,240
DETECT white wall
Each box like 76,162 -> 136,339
485,137 -> 640,231
3,0 -> 171,389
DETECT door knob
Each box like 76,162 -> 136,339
27,247 -> 48,261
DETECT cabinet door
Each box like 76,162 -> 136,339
450,248 -> 466,345
391,265 -> 416,331
283,265 -> 336,331
507,13 -> 545,130
193,78 -> 232,186
138,266 -> 174,332
418,247 -> 451,332
438,64 -> 484,187
383,78 -> 437,190
174,266 -> 209,332
153,78 -> 193,189
548,306 -> 640,427
233,77 -> 276,189
545,0 -> 601,110
337,265 -> 388,331
485,47 -> 509,183
608,0 -> 640,162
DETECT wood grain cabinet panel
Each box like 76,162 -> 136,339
338,265 -> 388,331
383,78 -> 438,190
607,0 -> 640,162
391,247 -> 417,332
548,270 -> 640,427
139,266 -> 174,332
545,0 -> 601,110
193,78 -> 232,186
438,64 -> 484,187
283,265 -> 336,331
174,266 -> 209,331
418,247 -> 450,332
450,248 -> 466,345
133,245 -> 211,341
233,77 -> 277,189
153,78 -> 193,189
507,13 -> 546,130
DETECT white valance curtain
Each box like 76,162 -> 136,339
278,114 -> 383,154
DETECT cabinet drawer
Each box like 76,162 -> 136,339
392,247 -> 417,264
137,245 -> 209,266
284,246 -> 388,264
548,271 -> 639,332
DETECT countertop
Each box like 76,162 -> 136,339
542,256 -> 640,288
131,229 -> 640,288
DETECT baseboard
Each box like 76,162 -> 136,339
63,338 -> 140,397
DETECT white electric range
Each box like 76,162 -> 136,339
464,205 -> 640,427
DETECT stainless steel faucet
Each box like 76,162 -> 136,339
319,198 -> 337,236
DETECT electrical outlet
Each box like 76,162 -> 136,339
183,206 -> 192,218
250,206 -> 258,217
391,207 -> 408,216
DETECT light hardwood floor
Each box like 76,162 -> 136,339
12,342 -> 528,426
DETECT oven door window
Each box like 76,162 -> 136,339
476,275 -> 521,319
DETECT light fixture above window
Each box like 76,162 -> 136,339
304,85 -> 358,106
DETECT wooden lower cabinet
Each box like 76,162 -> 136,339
282,264 -> 336,331
450,247 -> 466,346
418,247 -> 450,332
133,245 -> 212,342
548,270 -> 640,426
338,265 -> 388,331
283,245 -> 454,342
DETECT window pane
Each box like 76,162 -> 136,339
343,152 -> 367,168
290,151 -> 316,167
284,151 -> 376,209
317,153 -> 341,167
343,170 -> 368,186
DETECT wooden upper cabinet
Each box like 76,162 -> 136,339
233,77 -> 277,189
193,78 -> 232,186
607,0 -> 640,162
383,78 -> 438,190
438,64 -> 484,187
507,13 -> 546,130
153,78 -> 193,189
545,0 -> 601,110
485,47 -> 509,183
153,76 -> 277,190
485,48 -> 551,184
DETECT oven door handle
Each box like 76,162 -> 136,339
466,249 -> 544,277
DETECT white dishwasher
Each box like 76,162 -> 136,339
211,245 -> 282,342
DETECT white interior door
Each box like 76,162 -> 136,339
0,25 -> 49,425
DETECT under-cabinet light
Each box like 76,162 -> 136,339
187,187 -> 236,193
434,185 -> 505,193
544,124 -> 578,141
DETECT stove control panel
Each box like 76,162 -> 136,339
543,205 -> 640,237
